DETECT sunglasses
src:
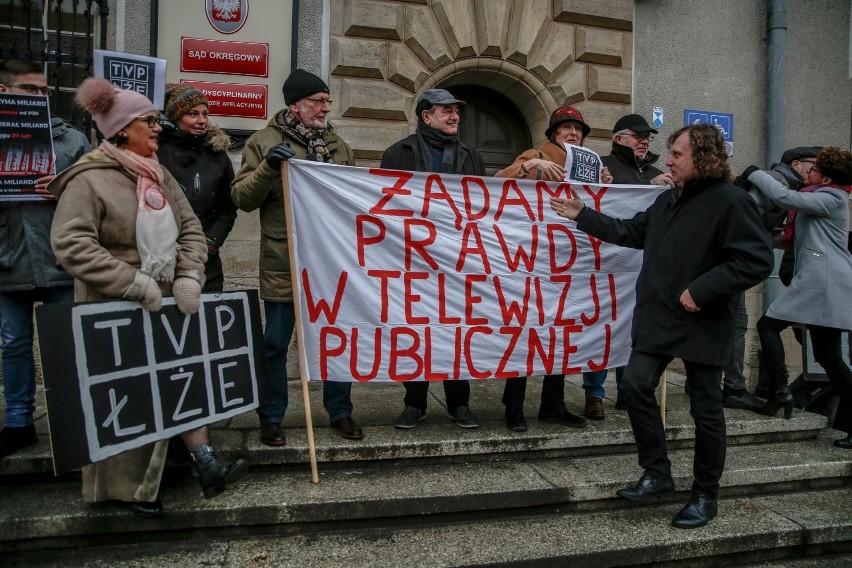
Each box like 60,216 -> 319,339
13,83 -> 51,94
134,114 -> 161,128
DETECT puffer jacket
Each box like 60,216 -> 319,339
231,110 -> 355,302
0,117 -> 90,291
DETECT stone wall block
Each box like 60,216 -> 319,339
575,27 -> 623,66
549,62 -> 586,106
388,43 -> 430,93
344,0 -> 403,40
433,0 -> 478,59
587,65 -> 631,103
506,0 -> 551,66
404,4 -> 453,70
552,0 -> 633,31
336,77 -> 413,121
474,0 -> 509,58
574,100 -> 631,139
528,23 -> 575,83
330,37 -> 386,79
334,120 -> 413,162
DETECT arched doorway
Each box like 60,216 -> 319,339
449,85 -> 532,175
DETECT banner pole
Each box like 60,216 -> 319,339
660,370 -> 667,429
281,161 -> 320,484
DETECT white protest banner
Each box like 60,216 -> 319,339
287,160 -> 667,383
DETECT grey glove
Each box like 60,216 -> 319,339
140,278 -> 163,312
265,143 -> 295,169
172,277 -> 202,315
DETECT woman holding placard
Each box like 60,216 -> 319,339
48,78 -> 248,517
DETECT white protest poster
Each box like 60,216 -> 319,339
286,160 -> 666,383
93,49 -> 167,109
564,144 -> 604,184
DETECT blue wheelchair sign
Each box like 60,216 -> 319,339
684,109 -> 734,142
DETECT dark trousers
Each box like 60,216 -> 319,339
501,375 -> 567,417
809,325 -> 852,434
624,350 -> 726,497
757,314 -> 794,390
403,381 -> 469,414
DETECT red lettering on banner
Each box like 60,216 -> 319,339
581,273 -> 602,326
465,326 -> 492,378
493,275 -> 531,325
552,275 -> 575,326
453,326 -> 462,380
404,218 -> 438,270
494,224 -> 538,272
586,323 -> 612,371
456,222 -> 491,273
495,326 -> 521,378
350,328 -> 381,382
548,224 -> 578,273
559,324 -> 583,374
423,174 -> 463,229
403,272 -> 429,324
534,277 -> 545,325
586,234 -> 603,271
438,273 -> 462,324
461,176 -> 490,221
464,275 -> 489,325
494,179 -> 535,222
527,327 -> 557,375
537,181 -> 575,210
319,327 -> 346,379
367,269 -> 400,323
423,327 -> 448,381
389,327 -> 422,381
582,185 -> 608,212
302,269 -> 347,324
368,169 -> 415,216
356,215 -> 385,266
608,273 -> 618,320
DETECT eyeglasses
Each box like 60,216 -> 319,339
810,166 -> 822,174
623,132 -> 654,142
134,114 -> 160,128
13,83 -> 51,94
305,97 -> 332,107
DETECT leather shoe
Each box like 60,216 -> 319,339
260,422 -> 287,446
722,388 -> 760,410
584,397 -> 605,420
834,435 -> 852,449
672,492 -> 718,529
128,499 -> 164,518
505,407 -> 528,432
616,472 -> 675,502
331,416 -> 364,440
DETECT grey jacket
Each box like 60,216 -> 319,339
749,170 -> 852,331
0,117 -> 90,291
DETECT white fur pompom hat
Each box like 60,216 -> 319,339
75,77 -> 156,139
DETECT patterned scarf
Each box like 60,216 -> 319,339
283,110 -> 333,163
99,141 -> 179,281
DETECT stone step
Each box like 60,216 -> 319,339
2,433 -> 849,548
5,485 -> 852,567
0,373 -> 829,476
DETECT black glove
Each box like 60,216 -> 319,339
265,143 -> 295,169
734,165 -> 760,190
741,165 -> 760,180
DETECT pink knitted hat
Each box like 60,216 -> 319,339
75,77 -> 156,139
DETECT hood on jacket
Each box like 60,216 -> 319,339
46,149 -> 123,200
158,121 -> 231,153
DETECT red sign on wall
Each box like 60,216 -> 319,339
181,80 -> 268,119
181,37 -> 268,77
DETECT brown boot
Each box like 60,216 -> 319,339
584,396 -> 605,420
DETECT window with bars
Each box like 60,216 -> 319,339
0,0 -> 108,131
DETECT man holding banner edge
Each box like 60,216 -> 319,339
551,124 -> 773,529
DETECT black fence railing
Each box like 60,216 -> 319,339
1,0 -> 108,132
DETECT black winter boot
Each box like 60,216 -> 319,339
189,444 -> 249,499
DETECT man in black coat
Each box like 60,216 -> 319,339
550,124 -> 774,529
380,88 -> 485,430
